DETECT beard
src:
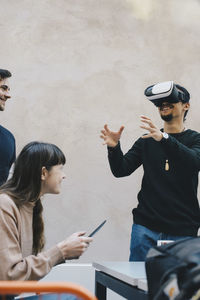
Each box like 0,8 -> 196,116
160,113 -> 173,122
0,97 -> 5,111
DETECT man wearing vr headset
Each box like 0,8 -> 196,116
100,81 -> 200,261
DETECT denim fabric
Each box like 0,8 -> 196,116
14,294 -> 80,300
0,296 -> 16,300
129,223 -> 190,261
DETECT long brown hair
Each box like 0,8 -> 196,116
0,142 -> 66,255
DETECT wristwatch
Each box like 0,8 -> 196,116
161,132 -> 169,139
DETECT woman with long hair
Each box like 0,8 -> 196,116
0,141 -> 92,281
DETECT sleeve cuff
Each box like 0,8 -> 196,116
160,136 -> 170,145
107,142 -> 120,153
44,245 -> 65,268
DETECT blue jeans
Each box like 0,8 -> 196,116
129,224 -> 190,261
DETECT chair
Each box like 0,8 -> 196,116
0,281 -> 98,300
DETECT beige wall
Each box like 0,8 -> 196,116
0,0 -> 200,262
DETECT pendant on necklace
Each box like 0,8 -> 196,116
165,159 -> 169,171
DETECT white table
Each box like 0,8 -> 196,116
138,279 -> 148,292
93,262 -> 148,300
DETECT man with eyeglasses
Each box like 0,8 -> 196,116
100,81 -> 200,261
0,69 -> 15,186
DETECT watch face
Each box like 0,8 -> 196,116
163,132 -> 169,139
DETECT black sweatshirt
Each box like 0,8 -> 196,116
108,129 -> 200,236
0,125 -> 15,186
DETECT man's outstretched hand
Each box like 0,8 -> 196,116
140,115 -> 163,141
100,124 -> 125,147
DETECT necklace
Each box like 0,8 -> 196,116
165,160 -> 169,171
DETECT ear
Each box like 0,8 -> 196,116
183,102 -> 190,111
41,166 -> 48,181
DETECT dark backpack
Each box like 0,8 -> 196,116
145,237 -> 200,300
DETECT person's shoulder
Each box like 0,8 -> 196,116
0,193 -> 17,212
0,125 -> 15,140
184,129 -> 200,147
185,129 -> 200,138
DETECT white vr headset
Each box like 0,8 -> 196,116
144,81 -> 187,107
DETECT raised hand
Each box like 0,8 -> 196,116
57,231 -> 93,260
140,115 -> 163,141
100,124 -> 124,147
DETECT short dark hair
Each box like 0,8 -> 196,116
175,84 -> 190,121
0,69 -> 12,80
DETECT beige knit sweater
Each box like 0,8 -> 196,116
0,193 -> 64,280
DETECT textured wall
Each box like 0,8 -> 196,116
0,0 -> 200,262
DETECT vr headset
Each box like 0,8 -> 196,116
144,81 -> 188,107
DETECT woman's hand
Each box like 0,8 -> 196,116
57,231 -> 93,260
